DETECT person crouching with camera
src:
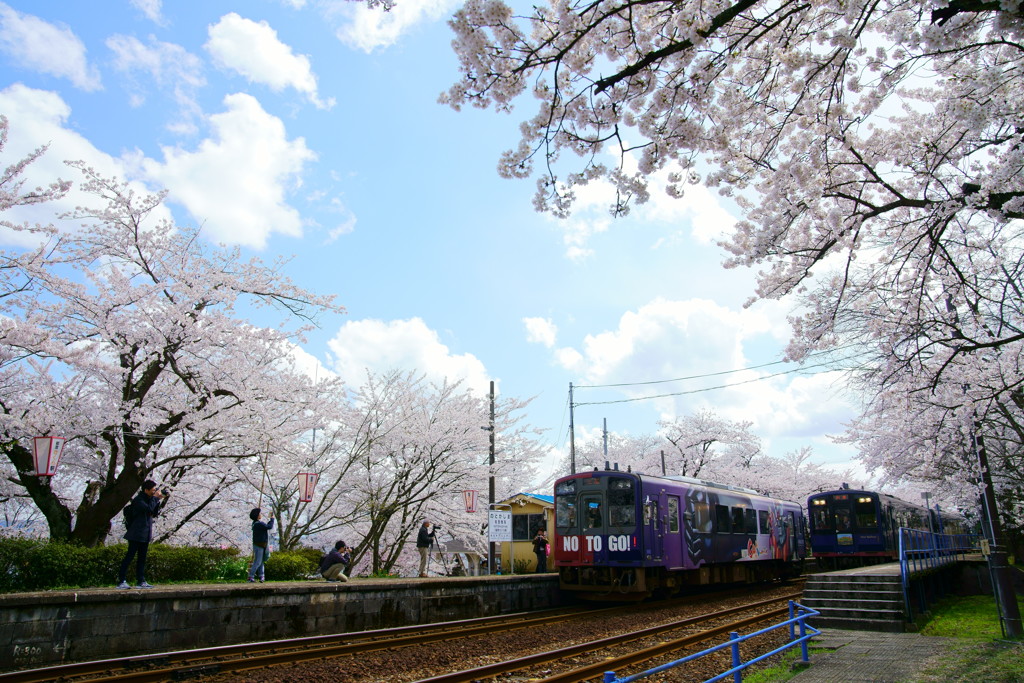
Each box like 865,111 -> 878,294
319,541 -> 351,582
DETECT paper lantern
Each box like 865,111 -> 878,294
297,472 -> 318,502
32,436 -> 66,477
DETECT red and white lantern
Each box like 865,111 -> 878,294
463,489 -> 478,513
297,472 -> 319,502
32,436 -> 66,477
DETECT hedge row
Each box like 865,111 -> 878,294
0,537 -> 321,593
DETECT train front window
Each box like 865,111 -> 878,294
607,476 -> 636,527
855,496 -> 878,528
556,498 -> 577,528
834,506 -> 852,532
810,498 -> 832,531
584,498 -> 603,529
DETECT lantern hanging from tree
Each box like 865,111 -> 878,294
463,489 -> 478,513
297,472 -> 319,503
33,436 -> 66,477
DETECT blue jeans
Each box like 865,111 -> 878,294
248,545 -> 269,580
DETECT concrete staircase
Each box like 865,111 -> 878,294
801,573 -> 908,632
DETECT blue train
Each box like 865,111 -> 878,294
807,486 -> 967,569
553,466 -> 807,599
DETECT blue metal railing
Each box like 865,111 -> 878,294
898,529 -> 979,619
601,601 -> 820,683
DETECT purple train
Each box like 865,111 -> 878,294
553,466 -> 807,599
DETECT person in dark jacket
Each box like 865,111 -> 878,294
247,508 -> 274,583
532,529 -> 550,572
318,540 -> 351,582
116,480 -> 166,589
416,521 -> 435,577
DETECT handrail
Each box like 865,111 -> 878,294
899,529 -> 980,620
601,601 -> 820,683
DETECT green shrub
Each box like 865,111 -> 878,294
0,538 -> 252,592
264,550 -> 318,581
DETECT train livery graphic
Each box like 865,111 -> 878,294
553,466 -> 807,598
807,486 -> 968,570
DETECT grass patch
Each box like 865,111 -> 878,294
913,593 -> 1024,683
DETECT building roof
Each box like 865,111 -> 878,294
500,492 -> 554,506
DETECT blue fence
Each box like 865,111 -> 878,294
898,529 -> 979,619
601,601 -> 820,683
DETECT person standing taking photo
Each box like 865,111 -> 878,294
532,529 -> 550,573
116,480 -> 166,589
416,521 -> 435,577
247,508 -> 274,583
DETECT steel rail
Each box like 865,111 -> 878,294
0,599 -> 692,683
412,592 -> 800,683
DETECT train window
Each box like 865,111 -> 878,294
731,507 -> 745,534
758,510 -> 770,534
689,497 -> 712,534
744,509 -> 757,534
855,497 -> 878,528
667,497 -> 680,533
715,504 -> 731,533
556,499 -> 577,528
834,508 -> 852,532
608,477 -> 636,527
585,499 -> 603,529
812,506 -> 832,531
555,479 -> 577,495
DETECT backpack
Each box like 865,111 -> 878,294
122,504 -> 136,528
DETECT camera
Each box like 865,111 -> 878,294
161,487 -> 171,497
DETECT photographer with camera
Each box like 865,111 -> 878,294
415,520 -> 436,577
318,540 -> 351,582
116,480 -> 168,589
247,508 -> 274,583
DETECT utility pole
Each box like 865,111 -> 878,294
568,382 -> 576,474
602,418 -> 608,458
973,426 -> 1022,638
488,380 -> 496,575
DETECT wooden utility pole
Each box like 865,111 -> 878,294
569,382 -> 576,474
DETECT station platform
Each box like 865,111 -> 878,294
0,573 -> 562,672
790,629 -> 960,682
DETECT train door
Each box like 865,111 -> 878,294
786,511 -> 799,560
643,494 -> 663,562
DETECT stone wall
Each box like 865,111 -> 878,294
0,574 -> 563,672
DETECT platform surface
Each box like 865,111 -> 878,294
789,628 -> 960,682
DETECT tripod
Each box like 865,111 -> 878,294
429,534 -> 450,576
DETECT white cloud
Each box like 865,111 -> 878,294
0,84 -> 174,247
332,0 -> 459,52
129,0 -> 165,25
106,34 -> 205,129
205,13 -> 333,110
554,296 -> 853,445
139,92 -> 316,248
326,317 -> 490,393
523,317 -> 558,348
0,3 -> 101,91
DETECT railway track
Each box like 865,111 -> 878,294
1,583 -> 803,682
414,594 -> 799,682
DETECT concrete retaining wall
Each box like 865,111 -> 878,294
0,574 -> 563,672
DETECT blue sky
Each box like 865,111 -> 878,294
0,0 -> 862,482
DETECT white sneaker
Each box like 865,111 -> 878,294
137,581 -> 154,589
116,581 -> 130,589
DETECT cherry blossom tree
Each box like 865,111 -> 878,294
0,159 -> 342,546
332,371 -> 544,575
